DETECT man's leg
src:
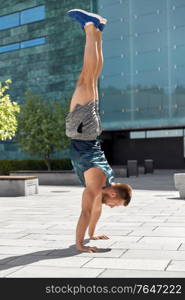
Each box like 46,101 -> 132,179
94,30 -> 103,101
69,24 -> 99,112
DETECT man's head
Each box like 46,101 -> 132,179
102,182 -> 132,208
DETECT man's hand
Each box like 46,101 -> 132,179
76,245 -> 99,252
90,235 -> 109,240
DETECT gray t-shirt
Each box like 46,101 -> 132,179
65,100 -> 102,140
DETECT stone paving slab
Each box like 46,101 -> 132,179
1,170 -> 185,278
120,250 -> 185,260
6,266 -> 104,278
96,229 -> 132,236
147,227 -> 185,237
141,222 -> 185,228
139,236 -> 185,244
179,244 -> 185,251
0,233 -> 29,239
111,241 -> 181,251
98,222 -> 144,228
0,239 -> 55,247
0,266 -> 26,278
83,258 -> 170,271
165,218 -> 185,223
98,269 -> 185,278
0,247 -> 54,256
167,260 -> 185,272
22,234 -> 76,241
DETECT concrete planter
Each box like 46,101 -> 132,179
9,170 -> 80,186
174,173 -> 185,199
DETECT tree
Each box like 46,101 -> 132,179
0,79 -> 20,141
16,90 -> 70,170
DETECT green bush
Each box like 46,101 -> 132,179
0,158 -> 73,175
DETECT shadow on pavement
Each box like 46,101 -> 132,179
167,197 -> 185,200
0,239 -> 111,272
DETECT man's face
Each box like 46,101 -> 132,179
102,193 -> 126,208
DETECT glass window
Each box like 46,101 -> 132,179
0,37 -> 46,54
130,131 -> 146,139
98,0 -> 185,130
0,43 -> 19,53
0,5 -> 45,31
21,5 -> 45,25
146,129 -> 183,138
20,37 -> 46,48
0,12 -> 19,30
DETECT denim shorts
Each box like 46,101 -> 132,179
69,139 -> 115,187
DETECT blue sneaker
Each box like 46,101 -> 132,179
67,8 -> 103,30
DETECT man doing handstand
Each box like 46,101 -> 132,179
65,9 -> 132,253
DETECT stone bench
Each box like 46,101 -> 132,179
0,176 -> 38,197
174,173 -> 185,199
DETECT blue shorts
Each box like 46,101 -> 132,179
69,139 -> 115,187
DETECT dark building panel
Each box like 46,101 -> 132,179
102,135 -> 184,169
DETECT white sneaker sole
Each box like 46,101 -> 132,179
68,8 -> 107,24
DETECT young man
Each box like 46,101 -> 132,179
65,9 -> 132,253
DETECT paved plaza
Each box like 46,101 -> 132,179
0,170 -> 185,278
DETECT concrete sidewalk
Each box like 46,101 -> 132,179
0,169 -> 185,278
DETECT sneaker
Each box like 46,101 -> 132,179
67,8 -> 102,29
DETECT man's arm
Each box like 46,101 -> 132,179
88,194 -> 109,240
76,187 -> 101,252
76,168 -> 108,252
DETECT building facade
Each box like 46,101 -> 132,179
97,0 -> 185,168
0,0 -> 185,168
0,0 -> 92,159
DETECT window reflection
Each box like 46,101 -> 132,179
0,43 -> 19,53
20,37 -> 45,48
21,5 -> 45,25
99,0 -> 185,129
0,37 -> 45,54
0,12 -> 19,30
0,5 -> 45,31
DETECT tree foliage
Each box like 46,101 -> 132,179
0,79 -> 20,141
17,90 -> 70,170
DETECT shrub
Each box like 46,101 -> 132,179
0,158 -> 72,175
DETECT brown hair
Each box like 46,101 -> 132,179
112,183 -> 132,206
